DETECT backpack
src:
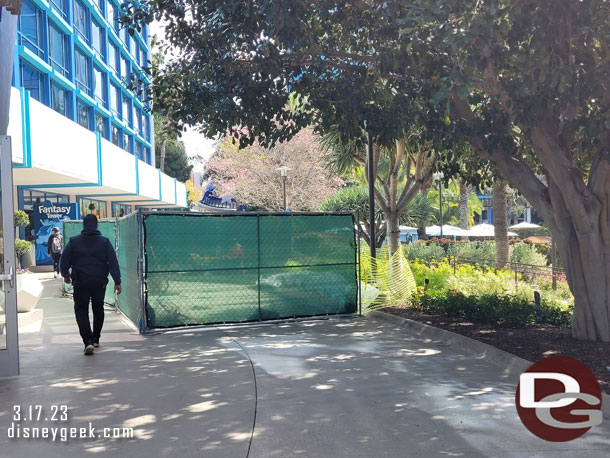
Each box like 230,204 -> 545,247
51,235 -> 62,254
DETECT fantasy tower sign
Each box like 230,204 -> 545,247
33,200 -> 78,265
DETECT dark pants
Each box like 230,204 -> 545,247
73,283 -> 106,345
51,252 -> 61,273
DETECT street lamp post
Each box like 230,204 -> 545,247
277,166 -> 291,211
434,172 -> 444,238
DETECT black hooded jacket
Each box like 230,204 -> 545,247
60,226 -> 121,287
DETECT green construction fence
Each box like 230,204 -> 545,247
63,211 -> 360,332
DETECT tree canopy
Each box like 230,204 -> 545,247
123,0 -> 610,340
205,128 -> 343,211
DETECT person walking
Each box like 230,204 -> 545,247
47,227 -> 63,278
60,214 -> 122,355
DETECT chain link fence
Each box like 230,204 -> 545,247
61,211 -> 360,332
116,212 -> 143,330
143,212 -> 359,329
448,255 -> 566,288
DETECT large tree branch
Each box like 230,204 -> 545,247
394,138 -> 405,176
472,45 -> 596,229
452,95 -> 555,224
530,119 -> 600,231
396,148 -> 437,211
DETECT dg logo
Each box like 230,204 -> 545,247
516,356 -> 603,441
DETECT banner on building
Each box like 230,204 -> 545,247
34,200 -> 78,265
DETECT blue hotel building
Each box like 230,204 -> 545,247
15,0 -> 151,160
5,0 -> 186,228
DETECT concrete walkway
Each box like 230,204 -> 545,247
0,279 -> 609,457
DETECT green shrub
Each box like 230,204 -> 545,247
455,242 -> 496,263
413,290 -> 571,327
14,210 -> 29,228
511,242 -> 548,266
405,242 -> 446,263
15,239 -> 31,256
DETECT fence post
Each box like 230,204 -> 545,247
137,210 -> 145,333
534,291 -> 541,323
453,255 -> 456,274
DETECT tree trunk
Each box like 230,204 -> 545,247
160,141 -> 167,172
459,181 -> 469,230
554,226 -> 610,342
452,95 -> 610,341
386,212 -> 400,257
493,180 -> 509,269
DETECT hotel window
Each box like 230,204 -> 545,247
112,1 -> 120,32
138,143 -> 147,161
79,198 -> 107,219
18,0 -> 44,57
49,25 -> 70,77
123,133 -> 130,153
75,50 -> 91,94
109,83 -> 120,117
112,125 -> 120,146
93,0 -> 103,13
107,41 -> 118,74
143,114 -> 149,140
77,101 -> 90,129
120,56 -> 130,81
123,28 -> 131,53
20,61 -> 44,102
51,83 -> 70,117
141,82 -> 150,104
73,0 -> 89,42
140,47 -> 147,67
95,113 -> 108,138
93,66 -> 106,105
49,0 -> 68,20
122,95 -> 130,124
91,20 -> 105,58
107,1 -> 115,27
137,108 -> 143,135
112,203 -> 131,217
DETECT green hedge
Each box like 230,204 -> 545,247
413,290 -> 571,327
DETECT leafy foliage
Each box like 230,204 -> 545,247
120,0 -> 610,339
15,239 -> 31,257
14,210 -> 29,228
185,179 -> 202,208
413,291 -> 571,328
409,261 -> 573,327
205,129 -> 343,211
154,133 -> 192,182
511,242 -> 549,267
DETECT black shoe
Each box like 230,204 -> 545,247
93,339 -> 100,348
84,344 -> 94,355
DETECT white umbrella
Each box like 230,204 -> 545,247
426,225 -> 468,237
464,223 -> 518,237
509,221 -> 541,230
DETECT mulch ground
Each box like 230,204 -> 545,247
383,306 -> 610,395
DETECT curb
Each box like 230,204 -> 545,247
367,310 -> 610,418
